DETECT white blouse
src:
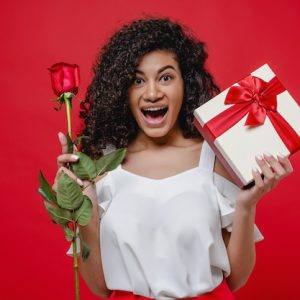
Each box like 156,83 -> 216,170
70,141 -> 263,299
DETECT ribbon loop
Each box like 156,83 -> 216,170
224,75 -> 285,126
203,75 -> 300,154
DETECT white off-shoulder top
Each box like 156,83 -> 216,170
70,141 -> 263,299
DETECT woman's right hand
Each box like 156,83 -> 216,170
52,132 -> 98,207
53,133 -> 109,297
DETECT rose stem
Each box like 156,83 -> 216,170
73,223 -> 80,300
65,95 -> 79,299
65,97 -> 72,139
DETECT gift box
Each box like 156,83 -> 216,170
193,64 -> 300,188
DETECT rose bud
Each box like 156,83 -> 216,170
48,62 -> 80,97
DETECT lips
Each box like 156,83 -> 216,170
141,106 -> 168,125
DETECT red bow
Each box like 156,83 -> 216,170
225,75 -> 284,126
203,75 -> 300,154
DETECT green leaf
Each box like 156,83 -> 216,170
44,201 -> 73,225
80,238 -> 90,261
72,151 -> 97,180
75,195 -> 93,226
57,172 -> 84,210
66,133 -> 74,154
61,225 -> 74,241
95,148 -> 127,176
58,94 -> 64,103
53,96 -> 64,111
38,171 -> 57,204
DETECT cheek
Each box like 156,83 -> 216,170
128,93 -> 142,123
171,88 -> 184,112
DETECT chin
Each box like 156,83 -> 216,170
142,128 -> 168,138
141,125 -> 177,140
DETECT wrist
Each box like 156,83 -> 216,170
235,199 -> 256,215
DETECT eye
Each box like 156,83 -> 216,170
133,77 -> 144,85
160,75 -> 173,82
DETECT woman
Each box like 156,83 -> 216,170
54,18 -> 293,299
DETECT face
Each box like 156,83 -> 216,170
128,50 -> 184,139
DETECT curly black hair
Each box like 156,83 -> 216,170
79,17 -> 219,159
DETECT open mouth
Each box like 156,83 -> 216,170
141,106 -> 168,125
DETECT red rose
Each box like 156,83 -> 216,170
48,62 -> 80,97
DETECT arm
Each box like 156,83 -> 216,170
54,133 -> 112,298
223,199 -> 256,291
214,153 -> 293,291
78,183 -> 112,298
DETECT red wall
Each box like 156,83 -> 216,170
1,0 -> 299,299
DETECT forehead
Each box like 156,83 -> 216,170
136,50 -> 179,72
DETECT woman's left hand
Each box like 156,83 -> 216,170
236,153 -> 293,209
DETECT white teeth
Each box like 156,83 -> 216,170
143,106 -> 167,112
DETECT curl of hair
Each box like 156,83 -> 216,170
79,17 -> 219,159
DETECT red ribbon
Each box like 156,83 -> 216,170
203,75 -> 300,154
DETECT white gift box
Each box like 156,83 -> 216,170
193,64 -> 300,188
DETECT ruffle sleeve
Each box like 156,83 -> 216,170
96,173 -> 114,219
96,143 -> 116,218
213,172 -> 264,242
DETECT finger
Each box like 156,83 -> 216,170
57,153 -> 79,167
255,154 -> 276,191
255,154 -> 275,181
52,167 -> 67,191
52,182 -> 57,192
52,172 -> 59,192
58,167 -> 84,186
52,168 -> 65,192
251,167 -> 265,195
263,153 -> 286,179
276,153 -> 294,175
58,132 -> 68,154
52,166 -> 84,192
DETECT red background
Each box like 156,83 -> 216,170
1,0 -> 299,299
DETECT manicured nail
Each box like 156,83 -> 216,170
255,154 -> 263,160
70,154 -> 79,161
76,178 -> 84,186
252,167 -> 259,173
277,153 -> 286,159
58,132 -> 64,140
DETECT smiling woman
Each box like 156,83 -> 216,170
53,17 -> 293,300
128,50 -> 184,138
78,18 -> 219,157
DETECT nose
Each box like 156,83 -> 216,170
143,81 -> 163,102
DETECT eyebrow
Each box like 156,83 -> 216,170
135,65 -> 176,75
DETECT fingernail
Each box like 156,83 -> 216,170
278,152 -> 286,159
255,154 -> 263,160
70,154 -> 79,161
252,167 -> 259,173
76,178 -> 84,186
58,132 -> 64,141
